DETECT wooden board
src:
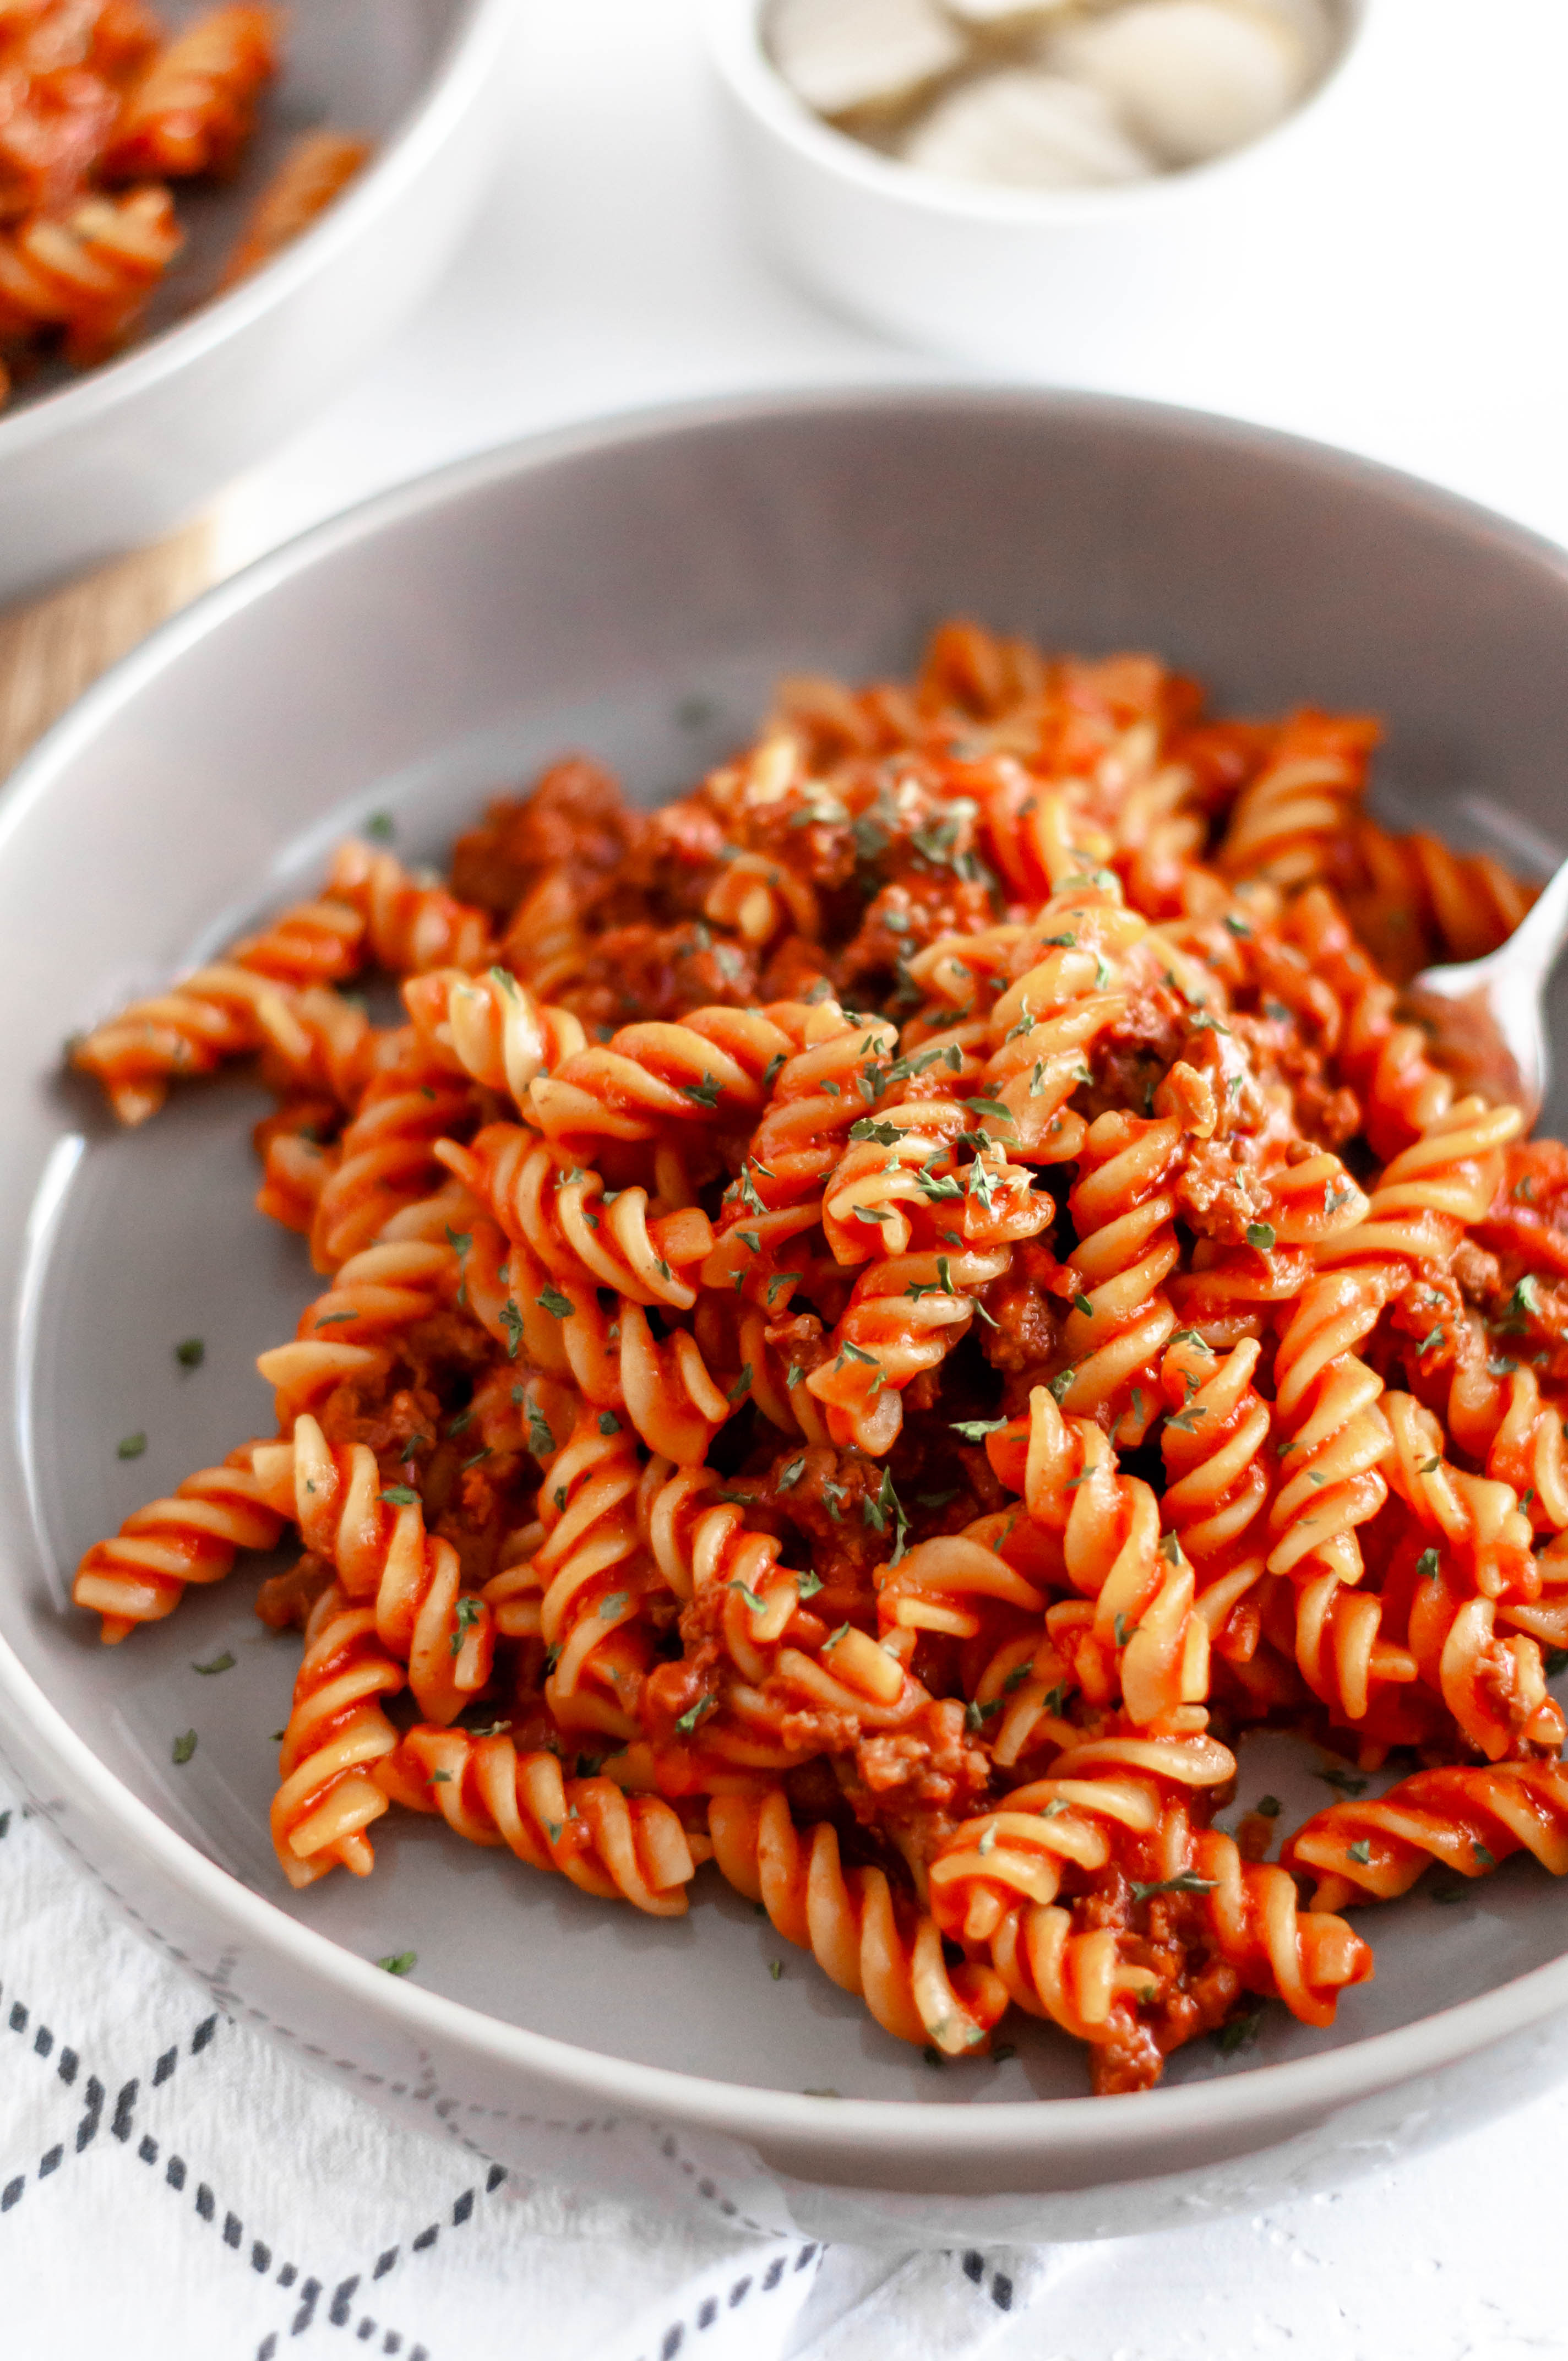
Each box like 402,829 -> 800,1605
0,520 -> 216,785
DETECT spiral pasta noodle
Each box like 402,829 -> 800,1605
1285,1759 -> 1568,1912
458,1214 -> 731,1466
271,1581 -> 404,1889
0,185 -> 179,367
0,3 -> 156,229
979,880 -> 1152,1163
255,1233 -> 460,1427
1218,710 -> 1380,890
807,1060 -> 1048,1451
321,840 -> 493,978
633,1452 -> 942,1781
253,1098 -> 339,1236
638,1460 -> 814,1693
1050,1112 -> 1184,1443
1254,1095 -> 1531,1737
484,1413 -> 662,1740
70,841 -> 483,1128
308,1032 -> 477,1271
1284,885 -> 1456,1157
402,964 -> 586,1112
804,1241 -> 1009,1457
376,1724 -> 700,1916
73,1444 -> 284,1641
709,1790 -> 1007,2055
1159,1339 -> 1271,1591
1341,816 -> 1537,986
251,1414 -> 494,1724
701,1003 -> 897,1309
72,954 -> 338,1128
526,1002 -> 810,1156
1373,1390 -> 1559,1761
218,127 -> 372,289
1190,1825 -> 1374,2031
1452,1359 -> 1568,1556
448,1126 -> 714,1312
701,847 -> 821,952
103,1 -> 277,177
972,1385 -> 1208,1734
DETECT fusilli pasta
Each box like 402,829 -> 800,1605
72,623 -> 1568,2095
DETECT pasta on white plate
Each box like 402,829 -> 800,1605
71,620 -> 1568,2095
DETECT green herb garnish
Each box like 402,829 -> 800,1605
448,1596 -> 484,1657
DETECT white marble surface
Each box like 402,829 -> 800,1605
990,2086 -> 1568,2360
209,1 -> 1568,2348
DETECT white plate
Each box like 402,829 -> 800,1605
4,388 -> 1568,2243
0,0 -> 515,603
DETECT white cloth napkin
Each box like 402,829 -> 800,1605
15,1771 -> 1568,2361
0,1785 -> 1059,2360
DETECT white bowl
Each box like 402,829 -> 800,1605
0,0 -> 516,608
705,0 -> 1370,363
5,388 -> 1568,2246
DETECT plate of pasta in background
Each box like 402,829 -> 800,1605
0,0 -> 515,602
0,0 -> 372,414
6,387 -> 1568,2241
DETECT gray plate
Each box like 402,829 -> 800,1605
4,389 -> 1568,2226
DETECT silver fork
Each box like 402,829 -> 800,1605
1404,858 -> 1568,1127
